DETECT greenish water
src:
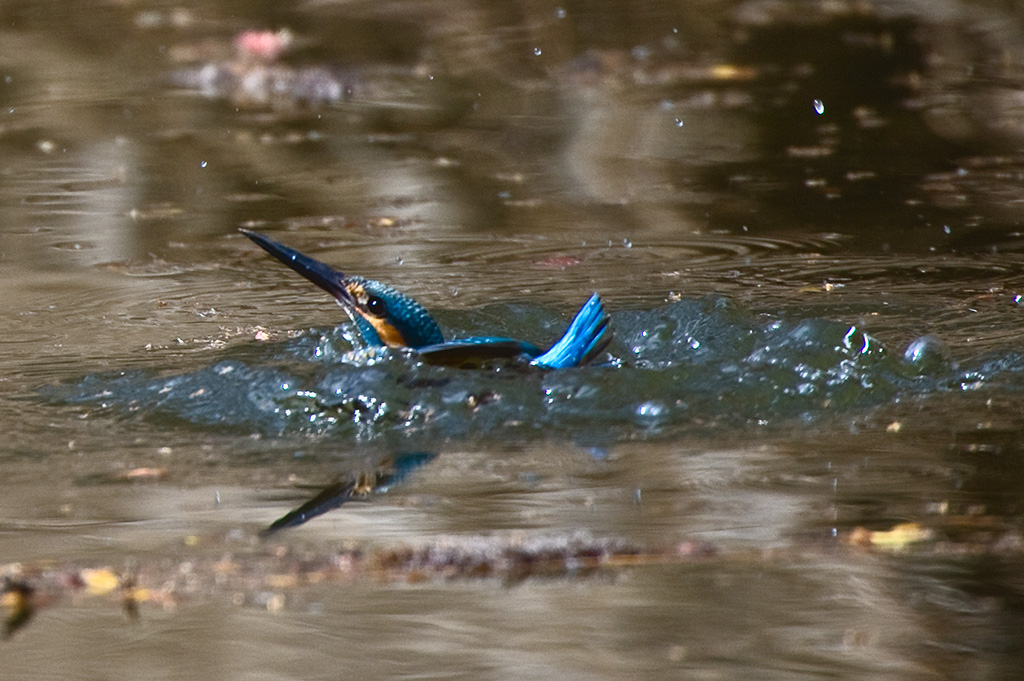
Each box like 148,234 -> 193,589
4,1 -> 1024,679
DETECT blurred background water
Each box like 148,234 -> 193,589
4,1 -> 1024,679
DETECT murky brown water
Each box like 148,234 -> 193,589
4,1 -> 1024,679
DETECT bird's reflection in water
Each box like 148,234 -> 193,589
261,451 -> 437,536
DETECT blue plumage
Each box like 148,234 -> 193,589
241,229 -> 611,368
530,293 -> 609,369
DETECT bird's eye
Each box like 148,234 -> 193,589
366,296 -> 387,317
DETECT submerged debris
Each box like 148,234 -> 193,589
0,533 -> 715,637
173,59 -> 356,109
170,28 -> 356,109
1,579 -> 35,639
8,517 -> 1024,639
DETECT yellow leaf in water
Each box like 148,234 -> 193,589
81,568 -> 119,595
129,588 -> 153,603
267,574 -> 299,589
849,522 -> 932,550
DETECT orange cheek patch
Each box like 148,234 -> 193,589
364,315 -> 408,348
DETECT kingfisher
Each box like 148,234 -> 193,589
240,229 -> 611,368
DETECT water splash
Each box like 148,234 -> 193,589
42,297 -> 1019,448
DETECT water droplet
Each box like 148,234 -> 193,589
634,401 -> 667,421
200,160 -> 208,168
674,117 -> 684,127
533,47 -> 542,56
636,401 -> 665,420
943,225 -> 951,234
813,99 -> 825,114
554,7 -> 566,19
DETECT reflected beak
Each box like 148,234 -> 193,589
240,229 -> 355,308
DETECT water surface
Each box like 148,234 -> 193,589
3,1 -> 1024,679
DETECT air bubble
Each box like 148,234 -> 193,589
901,335 -> 955,375
813,99 -> 824,114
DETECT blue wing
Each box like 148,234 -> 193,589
417,337 -> 543,367
530,293 -> 611,369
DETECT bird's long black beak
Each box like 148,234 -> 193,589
240,229 -> 353,305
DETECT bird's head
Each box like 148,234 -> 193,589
241,229 -> 444,349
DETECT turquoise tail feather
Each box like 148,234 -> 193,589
531,293 -> 611,369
